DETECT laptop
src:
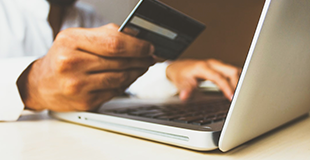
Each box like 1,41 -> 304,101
50,0 -> 310,152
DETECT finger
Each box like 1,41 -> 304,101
175,78 -> 197,101
84,55 -> 155,73
86,68 -> 148,91
71,89 -> 121,112
55,49 -> 154,73
206,59 -> 241,89
195,66 -> 234,100
122,26 -> 140,37
57,24 -> 155,58
179,89 -> 193,101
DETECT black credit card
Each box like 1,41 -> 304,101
119,0 -> 205,60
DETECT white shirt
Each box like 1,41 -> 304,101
0,0 -> 178,121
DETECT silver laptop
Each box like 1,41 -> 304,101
50,0 -> 310,152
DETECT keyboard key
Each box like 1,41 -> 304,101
104,99 -> 230,126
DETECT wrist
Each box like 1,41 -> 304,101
17,60 -> 45,111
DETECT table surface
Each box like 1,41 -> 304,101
1,110 -> 310,160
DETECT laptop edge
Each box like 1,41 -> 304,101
50,0 -> 310,152
219,0 -> 310,151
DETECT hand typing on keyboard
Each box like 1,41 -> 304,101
166,59 -> 241,101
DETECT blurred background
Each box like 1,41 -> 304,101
79,0 -> 265,67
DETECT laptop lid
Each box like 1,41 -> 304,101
219,0 -> 310,152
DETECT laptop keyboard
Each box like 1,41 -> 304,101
104,100 -> 230,126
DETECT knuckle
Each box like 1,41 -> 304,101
106,23 -> 119,29
55,29 -> 73,42
55,56 -> 70,73
118,72 -> 130,84
54,29 -> 78,49
205,59 -> 218,66
62,78 -> 84,96
105,36 -> 125,55
54,30 -> 68,42
55,55 -> 77,73
195,61 -> 207,69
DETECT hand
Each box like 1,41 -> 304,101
166,59 -> 241,101
17,23 -> 155,112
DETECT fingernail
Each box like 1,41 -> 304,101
180,90 -> 191,101
149,45 -> 155,55
180,91 -> 186,100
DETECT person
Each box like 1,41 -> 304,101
0,0 -> 240,121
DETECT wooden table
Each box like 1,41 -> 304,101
1,110 -> 309,160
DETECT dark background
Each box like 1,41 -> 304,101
160,0 -> 265,67
81,0 -> 265,67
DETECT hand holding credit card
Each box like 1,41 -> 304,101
119,0 -> 205,60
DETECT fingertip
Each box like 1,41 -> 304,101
179,91 -> 186,100
230,94 -> 234,101
221,88 -> 233,101
179,90 -> 191,101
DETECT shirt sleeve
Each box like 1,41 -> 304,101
126,61 -> 179,99
0,57 -> 37,121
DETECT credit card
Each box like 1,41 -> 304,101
119,0 -> 205,60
